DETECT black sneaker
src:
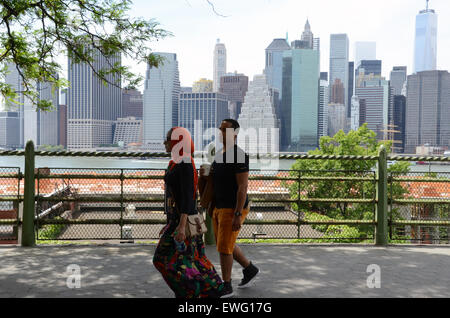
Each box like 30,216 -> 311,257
238,262 -> 259,288
219,281 -> 234,298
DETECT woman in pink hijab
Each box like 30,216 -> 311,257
153,127 -> 224,298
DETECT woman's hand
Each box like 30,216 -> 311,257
173,225 -> 186,242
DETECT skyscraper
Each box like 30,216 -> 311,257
348,61 -> 354,117
301,19 -> 314,49
4,63 -> 59,148
331,79 -> 345,104
318,79 -> 329,139
357,60 -> 382,77
0,112 -> 20,149
122,89 -> 143,119
238,74 -> 279,155
281,47 -> 320,152
328,103 -> 346,137
193,78 -> 213,93
213,39 -> 227,92
178,92 -> 229,151
355,72 -> 391,140
392,95 -> 406,153
350,95 -> 360,131
405,70 -> 450,154
143,52 -> 180,151
36,81 -> 59,146
4,62 -> 25,147
219,73 -> 249,120
264,38 -> 291,100
413,1 -> 437,73
329,34 -> 350,111
67,47 -> 122,150
390,66 -> 408,96
354,41 -> 376,69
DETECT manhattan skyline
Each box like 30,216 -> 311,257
125,0 -> 450,89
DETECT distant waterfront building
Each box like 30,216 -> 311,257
264,38 -> 291,104
59,89 -> 67,148
193,78 -> 213,93
59,104 -> 67,148
219,73 -> 249,120
213,39 -> 227,92
359,99 -> 367,128
357,60 -> 382,77
331,78 -> 345,105
329,34 -> 350,111
122,89 -> 143,119
405,70 -> 450,154
4,64 -> 59,148
3,62 -> 24,148
350,95 -> 360,131
237,74 -> 279,155
0,112 -> 20,149
301,19 -> 314,49
328,103 -> 346,137
390,66 -> 408,96
113,117 -> 143,146
67,47 -> 122,150
181,87 -> 193,93
318,79 -> 329,139
348,61 -> 354,117
36,82 -> 59,146
179,92 -> 229,150
392,95 -> 407,153
413,2 -> 437,73
142,52 -> 180,151
354,41 -> 376,68
355,71 -> 391,140
281,47 -> 320,152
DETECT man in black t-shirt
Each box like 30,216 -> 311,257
200,119 -> 259,298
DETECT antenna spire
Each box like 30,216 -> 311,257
426,0 -> 429,10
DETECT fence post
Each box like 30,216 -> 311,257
298,171 -> 302,239
376,145 -> 388,246
22,140 -> 36,247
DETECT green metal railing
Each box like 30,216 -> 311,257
0,141 -> 449,246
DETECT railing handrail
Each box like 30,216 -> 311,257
1,148 -> 449,161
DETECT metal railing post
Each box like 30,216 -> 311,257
298,171 -> 302,239
376,145 -> 388,246
22,140 -> 36,247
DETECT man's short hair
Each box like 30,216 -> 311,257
222,119 -> 240,132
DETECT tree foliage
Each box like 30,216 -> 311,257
0,0 -> 170,110
286,124 -> 411,240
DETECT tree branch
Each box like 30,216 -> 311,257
206,0 -> 229,17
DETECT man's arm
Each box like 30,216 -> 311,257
232,171 -> 248,231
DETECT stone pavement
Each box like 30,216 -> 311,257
0,244 -> 449,298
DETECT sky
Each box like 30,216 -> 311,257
124,0 -> 450,90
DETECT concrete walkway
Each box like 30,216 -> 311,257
1,244 -> 449,298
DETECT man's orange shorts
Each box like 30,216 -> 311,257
212,207 -> 249,255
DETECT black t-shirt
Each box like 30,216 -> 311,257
211,145 -> 249,209
164,162 -> 197,216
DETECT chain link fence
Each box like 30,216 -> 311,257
389,170 -> 450,244
0,167 -> 21,243
33,167 -> 379,242
3,164 -> 446,244
36,168 -> 166,240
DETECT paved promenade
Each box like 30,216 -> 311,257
1,244 -> 449,298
